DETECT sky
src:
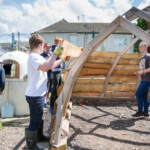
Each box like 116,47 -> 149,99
0,0 -> 149,42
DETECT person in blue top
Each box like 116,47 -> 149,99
0,58 -> 5,95
49,37 -> 63,115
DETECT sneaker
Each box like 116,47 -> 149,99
132,112 -> 144,117
44,104 -> 49,108
144,113 -> 149,117
49,106 -> 55,115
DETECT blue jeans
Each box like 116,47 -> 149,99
135,80 -> 150,113
26,96 -> 45,131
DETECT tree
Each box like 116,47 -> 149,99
134,18 -> 148,53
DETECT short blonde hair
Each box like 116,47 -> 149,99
29,34 -> 44,50
140,41 -> 148,48
54,37 -> 63,45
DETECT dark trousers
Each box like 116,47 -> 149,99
50,71 -> 62,107
135,80 -> 150,114
26,96 -> 45,131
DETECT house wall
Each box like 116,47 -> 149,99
40,33 -> 134,69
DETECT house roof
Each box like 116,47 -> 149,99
34,19 -> 131,34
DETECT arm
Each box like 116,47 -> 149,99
0,68 -> 5,94
38,53 -> 63,72
135,68 -> 150,76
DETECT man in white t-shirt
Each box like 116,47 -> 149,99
25,34 -> 66,150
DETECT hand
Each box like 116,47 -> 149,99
135,71 -> 143,76
61,56 -> 71,62
54,47 -> 64,56
0,91 -> 3,95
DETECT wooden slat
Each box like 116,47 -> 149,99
72,91 -> 150,98
73,83 -> 137,93
87,57 -> 140,65
107,84 -> 136,92
83,63 -> 111,69
120,16 -> 150,45
72,93 -> 102,97
109,76 -> 138,83
83,63 -> 139,70
60,40 -> 83,58
72,92 -> 135,97
79,68 -> 138,76
105,92 -> 135,97
73,84 -> 104,93
75,78 -> 105,84
90,51 -> 141,59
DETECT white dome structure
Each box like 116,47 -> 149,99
1,51 -> 29,79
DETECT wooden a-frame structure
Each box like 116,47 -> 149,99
50,6 -> 150,150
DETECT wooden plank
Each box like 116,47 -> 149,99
60,40 -> 83,58
123,6 -> 150,21
107,84 -> 137,92
109,76 -> 138,83
72,92 -> 135,97
83,63 -> 111,69
79,68 -> 138,76
72,93 -> 102,97
105,92 -> 135,97
73,84 -> 104,93
87,57 -> 140,65
73,83 -> 137,93
83,63 -> 139,70
120,16 -> 150,45
90,51 -> 141,59
75,78 -> 105,84
135,8 -> 150,23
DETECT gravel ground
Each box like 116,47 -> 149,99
0,100 -> 150,150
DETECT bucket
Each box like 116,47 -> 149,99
1,102 -> 14,118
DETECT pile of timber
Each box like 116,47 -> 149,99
63,51 -> 142,98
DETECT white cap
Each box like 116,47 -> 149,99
0,58 -> 3,63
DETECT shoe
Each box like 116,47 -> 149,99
47,100 -> 50,105
44,103 -> 49,108
49,106 -> 55,115
144,113 -> 149,117
25,128 -> 43,150
132,112 -> 144,117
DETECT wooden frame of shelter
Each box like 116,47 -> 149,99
50,6 -> 150,150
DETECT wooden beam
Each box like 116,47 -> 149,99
52,16 -> 121,146
101,37 -> 139,97
123,6 -> 150,21
89,51 -> 141,59
120,16 -> 150,45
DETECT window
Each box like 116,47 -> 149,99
114,38 -> 127,46
69,35 -> 77,45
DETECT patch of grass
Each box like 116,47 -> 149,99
0,121 -> 3,130
0,121 -> 14,129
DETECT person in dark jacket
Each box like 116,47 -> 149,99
49,37 -> 63,115
41,43 -> 53,107
0,58 -> 5,95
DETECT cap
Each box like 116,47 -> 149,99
0,58 -> 3,63
44,43 -> 51,48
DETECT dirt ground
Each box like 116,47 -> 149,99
0,100 -> 150,150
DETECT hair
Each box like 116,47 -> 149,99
140,41 -> 148,48
29,34 -> 44,50
54,37 -> 63,45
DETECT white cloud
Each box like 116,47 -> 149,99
138,0 -> 150,9
113,0 -> 133,15
0,23 -> 9,33
92,0 -> 110,7
0,0 -> 148,42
